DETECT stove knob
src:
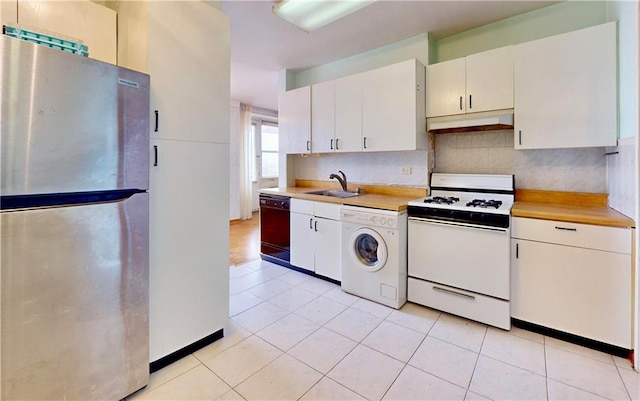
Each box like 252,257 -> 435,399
379,217 -> 386,226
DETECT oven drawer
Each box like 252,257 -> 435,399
408,218 -> 509,299
408,278 -> 510,330
511,217 -> 631,254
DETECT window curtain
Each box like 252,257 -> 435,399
239,104 -> 253,220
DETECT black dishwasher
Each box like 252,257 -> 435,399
259,194 -> 290,267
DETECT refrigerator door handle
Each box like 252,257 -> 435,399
154,110 -> 159,132
1,189 -> 146,211
154,145 -> 158,167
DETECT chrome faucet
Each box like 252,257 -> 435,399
329,170 -> 348,191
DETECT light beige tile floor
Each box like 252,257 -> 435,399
128,259 -> 640,401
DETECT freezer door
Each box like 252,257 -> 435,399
1,193 -> 149,400
0,36 -> 150,195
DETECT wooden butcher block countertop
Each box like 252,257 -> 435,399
260,180 -> 427,212
512,189 -> 635,228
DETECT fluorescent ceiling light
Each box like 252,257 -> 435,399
273,0 -> 376,32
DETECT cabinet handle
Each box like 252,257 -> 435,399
518,130 -> 522,145
555,226 -> 577,232
336,138 -> 339,150
314,220 -> 318,232
363,137 -> 367,149
469,94 -> 472,109
154,110 -> 159,132
330,139 -> 334,150
516,243 -> 519,259
306,140 -> 310,151
433,286 -> 475,300
153,145 -> 158,167
459,96 -> 463,110
309,218 -> 313,229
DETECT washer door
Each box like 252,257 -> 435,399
350,228 -> 388,272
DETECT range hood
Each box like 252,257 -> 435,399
427,109 -> 514,134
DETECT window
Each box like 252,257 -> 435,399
261,124 -> 279,178
250,120 -> 279,182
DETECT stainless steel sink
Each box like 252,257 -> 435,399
305,189 -> 360,198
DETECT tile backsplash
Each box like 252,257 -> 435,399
607,137 -> 636,220
293,130 -> 611,194
434,130 -> 607,193
294,151 -> 429,187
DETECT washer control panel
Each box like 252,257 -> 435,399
341,206 -> 404,229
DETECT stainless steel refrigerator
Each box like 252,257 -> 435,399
0,36 -> 149,400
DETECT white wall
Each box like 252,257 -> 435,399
607,1 -> 639,140
292,33 -> 429,89
605,0 -> 639,370
229,100 -> 241,220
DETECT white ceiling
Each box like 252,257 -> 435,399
222,0 -> 557,111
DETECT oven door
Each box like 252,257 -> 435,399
408,217 -> 510,300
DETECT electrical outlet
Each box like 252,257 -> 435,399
401,166 -> 412,175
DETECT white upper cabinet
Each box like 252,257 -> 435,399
426,46 -> 513,118
426,58 -> 466,117
16,0 -> 116,64
281,86 -> 311,154
281,59 -> 425,154
466,46 -> 514,113
311,80 -> 335,153
334,73 -> 364,153
311,74 -> 363,153
514,22 -> 616,149
148,1 -> 230,144
362,59 -> 427,152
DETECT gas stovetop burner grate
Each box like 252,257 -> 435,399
466,199 -> 503,209
424,196 -> 460,205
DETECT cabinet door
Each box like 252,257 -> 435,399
311,80 -> 335,153
335,73 -> 363,153
148,2 -> 230,144
314,217 -> 342,281
18,0 -> 116,64
511,239 -> 631,348
466,46 -> 513,113
362,60 -> 424,152
290,212 -> 315,272
1,1 -> 17,25
280,86 -> 311,154
514,22 -> 616,149
149,139 -> 230,362
426,57 -> 465,117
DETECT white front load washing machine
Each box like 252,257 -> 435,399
341,205 -> 407,309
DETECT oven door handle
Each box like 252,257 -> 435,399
432,285 -> 476,300
408,217 -> 509,234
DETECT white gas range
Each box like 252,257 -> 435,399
407,173 -> 515,330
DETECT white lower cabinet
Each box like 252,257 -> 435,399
511,217 -> 632,348
290,199 -> 341,281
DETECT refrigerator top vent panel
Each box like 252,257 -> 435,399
3,24 -> 89,56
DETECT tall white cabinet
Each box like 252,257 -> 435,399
113,1 -> 230,364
